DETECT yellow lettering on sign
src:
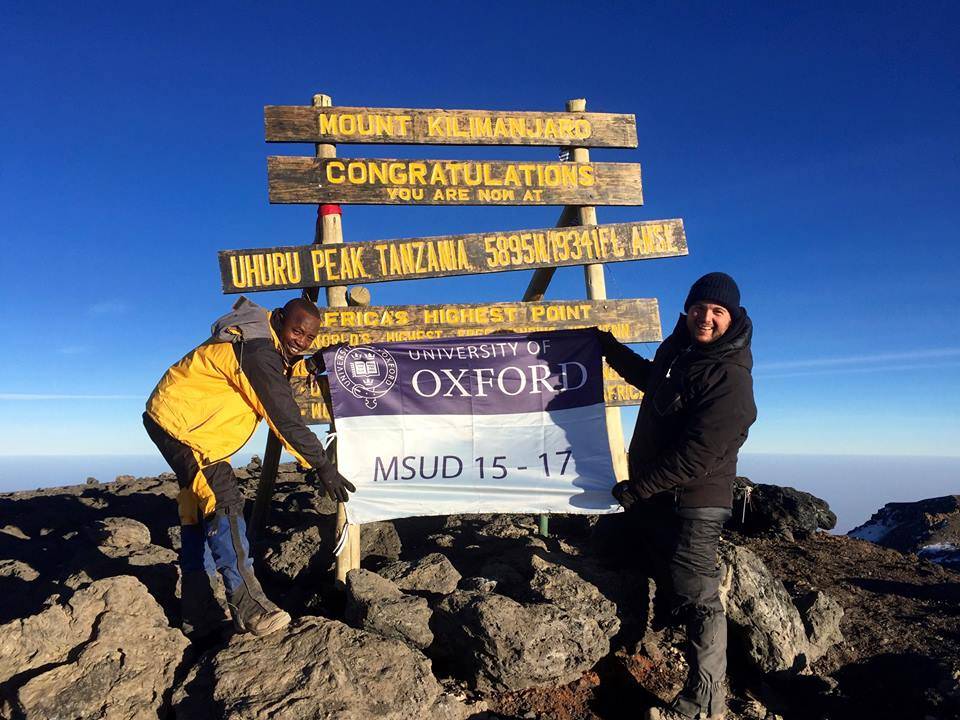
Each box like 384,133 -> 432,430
427,116 -> 444,136
429,164 -> 448,186
409,162 -> 427,185
311,248 -> 325,281
323,247 -> 340,281
325,161 -> 346,184
533,233 -> 549,263
578,165 -> 595,186
394,116 -> 412,135
367,162 -> 387,185
339,115 -> 356,135
610,228 -> 626,257
473,116 -> 492,137
463,164 -> 483,187
318,114 -> 337,136
347,163 -> 366,184
388,162 -> 407,185
229,256 -> 247,288
270,253 -> 288,285
477,188 -> 515,202
243,255 -> 261,287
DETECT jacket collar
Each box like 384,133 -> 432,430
669,308 -> 754,370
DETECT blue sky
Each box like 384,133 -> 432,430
1,0 -> 958,463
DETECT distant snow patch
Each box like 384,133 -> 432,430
848,517 -> 896,543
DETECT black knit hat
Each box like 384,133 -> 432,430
684,272 -> 741,317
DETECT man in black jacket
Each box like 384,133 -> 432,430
599,272 -> 757,720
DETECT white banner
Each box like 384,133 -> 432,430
323,330 -> 619,524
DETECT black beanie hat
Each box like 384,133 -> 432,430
684,272 -> 741,317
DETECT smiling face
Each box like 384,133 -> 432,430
278,306 -> 321,357
686,301 -> 732,344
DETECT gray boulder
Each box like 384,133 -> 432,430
0,575 -> 189,719
380,552 -> 461,595
434,589 -> 611,691
360,520 -> 403,563
346,569 -> 434,649
527,555 -> 620,637
173,616 -> 469,719
719,541 -> 811,673
732,477 -> 837,540
797,590 -> 844,662
85,516 -> 177,569
264,524 -> 323,581
0,559 -> 39,582
91,516 -> 152,550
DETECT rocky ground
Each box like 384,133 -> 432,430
0,464 -> 957,719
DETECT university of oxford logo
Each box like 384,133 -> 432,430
333,345 -> 399,409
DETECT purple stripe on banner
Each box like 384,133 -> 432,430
323,329 -> 603,418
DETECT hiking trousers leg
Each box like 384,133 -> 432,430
669,507 -> 731,719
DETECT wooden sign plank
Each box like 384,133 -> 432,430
219,220 -> 687,294
603,363 -> 645,407
289,376 -> 333,424
267,157 -> 643,206
303,298 -> 660,350
292,359 -> 645,425
265,106 -> 638,148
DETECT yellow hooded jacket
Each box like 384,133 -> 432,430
146,297 -> 329,473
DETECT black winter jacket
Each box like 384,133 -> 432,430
604,311 -> 757,508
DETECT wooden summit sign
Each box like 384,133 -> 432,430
267,157 -> 643,205
242,92 -> 682,576
265,106 -> 638,148
303,298 -> 660,350
219,219 -> 686,293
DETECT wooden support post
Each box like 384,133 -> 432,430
248,432 -> 281,542
346,286 -> 371,306
521,205 -> 578,302
304,93 -> 362,586
567,98 -> 629,482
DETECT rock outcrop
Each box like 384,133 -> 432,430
379,551 -> 462,595
849,495 -> 960,568
0,575 -> 189,719
345,568 -> 434,649
434,588 -> 613,691
719,541 -> 814,673
731,477 -> 837,540
173,617 -> 469,719
2,470 -> 958,719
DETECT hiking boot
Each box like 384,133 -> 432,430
646,707 -> 725,720
181,570 -> 231,642
227,584 -> 291,636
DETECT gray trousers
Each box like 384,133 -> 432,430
635,499 -> 731,718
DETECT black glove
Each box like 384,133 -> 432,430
305,350 -> 326,376
306,343 -> 350,376
595,328 -> 619,357
308,466 -> 357,503
612,480 -> 641,511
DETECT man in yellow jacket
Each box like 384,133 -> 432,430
144,296 -> 354,638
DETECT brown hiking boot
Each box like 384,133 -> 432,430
227,584 -> 291,636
